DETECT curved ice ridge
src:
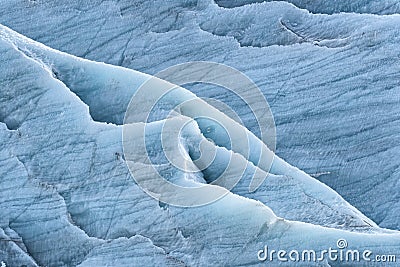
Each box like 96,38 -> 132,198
0,24 -> 376,228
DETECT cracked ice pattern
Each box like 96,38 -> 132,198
214,0 -> 400,14
1,0 -> 398,230
0,1 -> 400,266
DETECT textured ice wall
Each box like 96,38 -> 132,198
1,24 -> 400,266
215,0 -> 400,14
1,1 -> 400,266
0,0 -> 398,230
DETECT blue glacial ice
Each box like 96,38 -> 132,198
0,0 -> 400,266
2,0 -> 398,231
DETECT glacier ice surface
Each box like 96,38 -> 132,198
0,0 -> 400,266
